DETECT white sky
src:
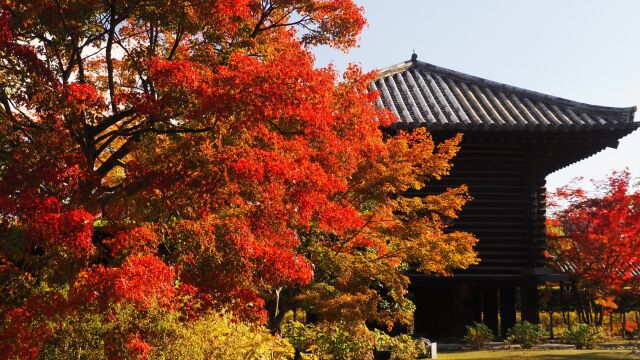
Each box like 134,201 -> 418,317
311,0 -> 640,191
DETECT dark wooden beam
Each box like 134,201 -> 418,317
482,288 -> 499,336
473,287 -> 483,323
500,287 -> 517,337
455,283 -> 475,338
521,280 -> 540,324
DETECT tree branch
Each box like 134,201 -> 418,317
95,134 -> 140,177
167,24 -> 184,60
91,107 -> 137,136
147,125 -> 213,134
0,90 -> 40,130
250,1 -> 275,38
105,0 -> 117,113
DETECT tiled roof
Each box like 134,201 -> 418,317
554,260 -> 640,277
373,58 -> 638,132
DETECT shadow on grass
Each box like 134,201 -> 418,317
439,349 -> 636,360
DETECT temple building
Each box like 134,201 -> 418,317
373,55 -> 639,339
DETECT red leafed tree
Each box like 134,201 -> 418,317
547,170 -> 640,324
0,1 -> 477,357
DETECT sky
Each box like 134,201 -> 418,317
311,0 -> 640,191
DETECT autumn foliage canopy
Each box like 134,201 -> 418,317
0,1 -> 477,358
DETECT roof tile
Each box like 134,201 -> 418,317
374,59 -> 639,132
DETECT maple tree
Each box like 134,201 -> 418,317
0,0 -> 477,357
547,170 -> 640,325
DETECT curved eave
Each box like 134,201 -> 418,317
383,119 -> 640,133
547,126 -> 640,174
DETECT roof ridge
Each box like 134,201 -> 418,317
376,60 -> 413,78
376,59 -> 637,117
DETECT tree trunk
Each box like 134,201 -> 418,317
268,292 -> 294,333
610,312 -> 613,335
577,293 -> 588,324
596,306 -> 603,326
566,310 -> 572,330
549,310 -> 555,339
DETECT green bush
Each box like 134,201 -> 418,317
506,321 -> 547,349
563,323 -> 604,349
39,312 -> 110,360
373,329 -> 427,360
40,304 -> 182,359
282,321 -> 373,360
160,312 -> 294,360
282,321 -> 429,360
40,306 -> 293,360
463,322 -> 494,349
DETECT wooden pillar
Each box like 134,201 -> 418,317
473,287 -> 483,323
482,287 -> 499,335
438,287 -> 456,338
521,280 -> 540,323
456,283 -> 474,338
500,287 -> 516,337
423,287 -> 438,338
411,287 -> 428,336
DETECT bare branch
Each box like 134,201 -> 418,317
267,119 -> 303,136
250,1 -> 276,38
167,23 -> 184,60
105,0 -> 117,113
91,107 -> 137,136
147,126 -> 213,134
0,90 -> 40,130
95,134 -> 140,177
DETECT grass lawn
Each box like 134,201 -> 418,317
438,349 -> 636,360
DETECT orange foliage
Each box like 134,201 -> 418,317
0,1 -> 476,356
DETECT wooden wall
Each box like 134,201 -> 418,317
407,139 -> 546,277
404,131 -> 624,339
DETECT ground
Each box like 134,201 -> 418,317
439,349 -> 635,360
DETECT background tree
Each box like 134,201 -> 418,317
0,1 -> 477,357
547,170 -> 640,325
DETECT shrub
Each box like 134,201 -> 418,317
506,321 -> 547,349
37,305 -> 291,360
373,329 -> 427,360
624,320 -> 638,337
563,324 -> 604,350
463,322 -> 494,349
39,312 -> 109,360
161,312 -> 293,360
283,320 -> 432,359
282,321 -> 373,360
39,304 -> 180,359
39,303 -> 436,359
